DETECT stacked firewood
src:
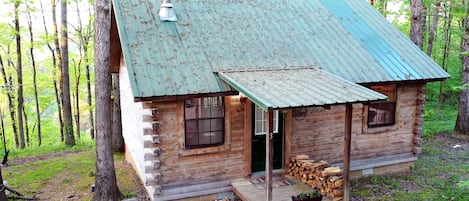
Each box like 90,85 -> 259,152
288,155 -> 344,201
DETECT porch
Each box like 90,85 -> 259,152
231,175 -> 332,201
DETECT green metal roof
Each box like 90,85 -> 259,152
218,68 -> 387,110
112,0 -> 450,100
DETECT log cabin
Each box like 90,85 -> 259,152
110,0 -> 449,200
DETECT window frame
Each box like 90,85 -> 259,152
366,84 -> 398,128
254,104 -> 279,136
184,96 -> 225,149
367,101 -> 396,128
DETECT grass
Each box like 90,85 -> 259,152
2,149 -> 141,200
0,133 -> 95,159
351,134 -> 469,201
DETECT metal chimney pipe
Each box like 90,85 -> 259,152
159,0 -> 177,21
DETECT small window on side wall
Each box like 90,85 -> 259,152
184,96 -> 224,149
367,84 -> 397,128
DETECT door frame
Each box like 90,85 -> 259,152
244,100 -> 287,175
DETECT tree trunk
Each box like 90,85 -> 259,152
379,0 -> 388,17
86,62 -> 95,139
23,108 -> 29,146
15,2 -> 25,149
422,4 -> 429,43
85,4 -> 95,140
0,55 -> 18,148
86,64 -> 94,140
410,0 -> 424,49
438,0 -> 454,117
93,0 -> 123,199
426,0 -> 442,56
0,106 -> 8,154
61,0 -> 75,146
50,0 -> 65,142
26,2 -> 42,146
112,73 -> 124,153
74,63 -> 81,140
0,167 -> 7,201
455,4 -> 469,135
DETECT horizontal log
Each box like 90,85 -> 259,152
145,160 -> 161,174
152,135 -> 160,144
412,147 -> 422,155
153,185 -> 162,196
412,136 -> 422,146
143,172 -> 162,186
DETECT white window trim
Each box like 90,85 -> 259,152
254,105 -> 279,136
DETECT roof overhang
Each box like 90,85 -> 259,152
217,67 -> 388,111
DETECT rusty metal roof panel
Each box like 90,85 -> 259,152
112,0 -> 449,99
218,68 -> 387,110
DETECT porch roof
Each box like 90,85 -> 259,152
217,68 -> 387,111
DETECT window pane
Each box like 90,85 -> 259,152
368,102 -> 396,127
200,105 -> 211,118
186,133 -> 197,147
199,132 -> 211,144
185,99 -> 197,119
198,119 -> 211,133
255,120 -> 265,135
211,105 -> 224,117
185,120 -> 197,134
211,118 -> 224,131
273,110 -> 279,133
255,106 -> 264,121
212,131 -> 223,144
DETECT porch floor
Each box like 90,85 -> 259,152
231,175 -> 331,201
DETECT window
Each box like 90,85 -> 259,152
254,105 -> 279,135
367,84 -> 397,128
184,97 -> 224,148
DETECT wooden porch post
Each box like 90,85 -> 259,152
265,110 -> 273,201
343,103 -> 352,201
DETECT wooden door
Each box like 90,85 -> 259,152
251,105 -> 284,173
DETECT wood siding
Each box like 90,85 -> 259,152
290,83 -> 424,164
143,96 -> 247,189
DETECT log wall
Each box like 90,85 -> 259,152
290,83 -> 424,164
142,95 -> 247,191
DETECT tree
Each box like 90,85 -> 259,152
26,0 -> 42,146
84,4 -> 95,140
0,105 -> 8,155
14,0 -> 25,149
438,0 -> 454,117
427,0 -> 442,56
411,0 -> 424,49
50,0 -> 65,142
0,51 -> 18,148
112,73 -> 124,152
70,0 -> 93,140
61,0 -> 75,146
0,167 -> 7,201
455,4 -> 469,135
93,0 -> 123,199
